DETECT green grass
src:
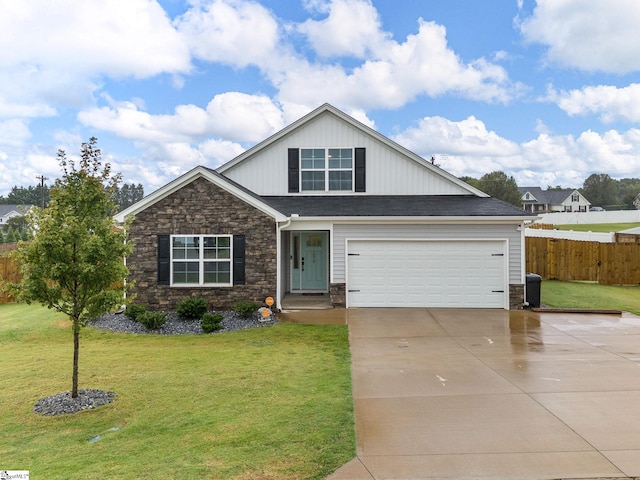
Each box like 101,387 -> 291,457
542,280 -> 640,315
555,222 -> 640,232
0,303 -> 355,479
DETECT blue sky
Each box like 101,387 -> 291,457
2,0 -> 640,196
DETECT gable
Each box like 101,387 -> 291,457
113,166 -> 286,224
519,187 -> 545,203
218,105 -> 481,197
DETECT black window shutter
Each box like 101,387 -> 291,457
157,235 -> 170,285
233,235 -> 246,285
288,148 -> 299,193
355,147 -> 366,192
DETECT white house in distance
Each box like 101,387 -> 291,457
518,187 -> 591,213
0,204 -> 33,226
116,104 -> 535,311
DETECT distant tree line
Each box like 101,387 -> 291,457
460,171 -> 640,211
0,181 -> 143,243
579,174 -> 640,210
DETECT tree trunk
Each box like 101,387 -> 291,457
72,318 -> 80,398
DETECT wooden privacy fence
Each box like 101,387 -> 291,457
0,253 -> 20,304
526,237 -> 640,285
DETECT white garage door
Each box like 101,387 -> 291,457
347,240 -> 507,308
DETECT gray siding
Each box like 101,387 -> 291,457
332,223 -> 522,284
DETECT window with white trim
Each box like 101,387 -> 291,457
300,148 -> 353,191
171,235 -> 232,286
571,193 -> 579,202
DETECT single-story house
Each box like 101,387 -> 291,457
518,187 -> 591,213
115,104 -> 535,311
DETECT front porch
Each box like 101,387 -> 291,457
280,293 -> 333,310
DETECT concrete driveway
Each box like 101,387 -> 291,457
324,308 -> 640,479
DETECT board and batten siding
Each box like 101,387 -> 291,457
332,223 -> 522,285
222,112 -> 470,196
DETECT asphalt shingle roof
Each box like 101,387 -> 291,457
261,195 -> 533,217
518,187 -> 576,204
0,204 -> 32,217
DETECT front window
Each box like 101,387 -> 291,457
571,194 -> 579,202
301,148 -> 353,192
171,235 -> 231,286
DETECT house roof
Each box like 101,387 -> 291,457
518,187 -> 583,205
0,204 -> 33,217
216,103 -> 489,198
262,195 -> 534,218
115,164 -> 534,223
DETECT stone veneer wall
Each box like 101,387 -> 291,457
330,283 -> 346,307
509,284 -> 524,310
331,282 -> 523,310
330,283 -> 524,310
127,177 -> 277,311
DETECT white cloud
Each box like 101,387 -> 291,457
0,0 -> 190,78
393,115 -> 520,157
277,19 -> 519,111
200,139 -> 246,164
0,0 -> 191,133
547,83 -> 640,123
0,119 -> 32,148
519,129 -> 640,184
176,0 -> 280,68
297,0 -> 391,58
78,92 -> 284,145
518,0 -> 640,73
0,97 -> 56,119
393,115 -> 640,188
0,149 -> 60,194
204,93 -> 285,143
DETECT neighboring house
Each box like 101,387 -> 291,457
518,187 -> 590,213
0,204 -> 33,226
115,104 -> 534,311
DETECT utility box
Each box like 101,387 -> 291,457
526,273 -> 542,308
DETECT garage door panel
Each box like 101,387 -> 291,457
347,240 -> 506,308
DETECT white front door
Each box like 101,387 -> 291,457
291,232 -> 328,291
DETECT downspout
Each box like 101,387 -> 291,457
520,222 -> 527,308
276,217 -> 292,311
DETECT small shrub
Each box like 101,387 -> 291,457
234,301 -> 260,319
201,313 -> 224,333
124,304 -> 147,321
137,311 -> 167,330
176,297 -> 208,320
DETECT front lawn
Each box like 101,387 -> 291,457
541,280 -> 640,315
0,303 -> 355,479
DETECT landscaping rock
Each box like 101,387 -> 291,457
90,310 -> 276,335
34,389 -> 116,416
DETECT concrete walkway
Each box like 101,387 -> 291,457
323,308 -> 640,479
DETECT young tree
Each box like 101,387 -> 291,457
9,138 -> 132,398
